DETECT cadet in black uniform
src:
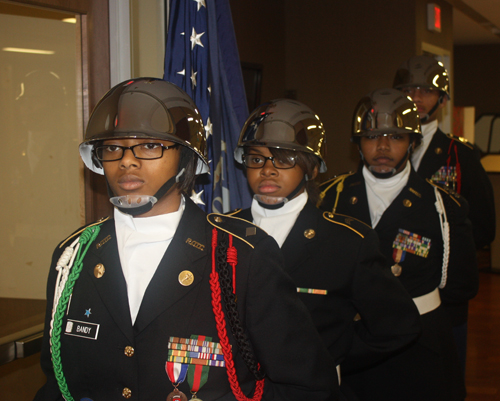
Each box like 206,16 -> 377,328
34,79 -> 337,401
319,89 -> 478,401
393,55 -> 494,372
230,99 -> 421,399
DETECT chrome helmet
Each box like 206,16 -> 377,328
235,99 -> 327,173
79,78 -> 208,175
393,55 -> 450,99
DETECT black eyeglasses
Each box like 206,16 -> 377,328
242,154 -> 297,169
94,143 -> 179,161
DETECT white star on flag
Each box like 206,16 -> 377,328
193,0 -> 206,11
190,27 -> 205,50
204,117 -> 213,137
190,68 -> 197,89
190,190 -> 205,205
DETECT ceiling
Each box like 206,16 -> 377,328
453,0 -> 500,45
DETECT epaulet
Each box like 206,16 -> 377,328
322,211 -> 372,238
58,216 -> 111,249
207,213 -> 267,249
425,179 -> 462,207
445,133 -> 474,150
225,208 -> 242,217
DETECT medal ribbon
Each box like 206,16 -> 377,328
187,335 -> 210,393
166,361 -> 189,385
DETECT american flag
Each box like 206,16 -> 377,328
163,0 -> 252,213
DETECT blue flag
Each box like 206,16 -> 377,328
163,0 -> 252,213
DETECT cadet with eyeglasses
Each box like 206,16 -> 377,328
229,99 -> 422,400
34,78 -> 337,401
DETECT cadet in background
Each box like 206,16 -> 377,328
393,55 -> 494,373
319,89 -> 478,401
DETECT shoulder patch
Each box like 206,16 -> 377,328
445,133 -> 474,150
425,179 -> 462,207
58,216 -> 111,249
207,213 -> 268,249
322,212 -> 372,238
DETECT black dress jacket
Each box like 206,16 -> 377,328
319,168 -> 478,400
232,203 -> 421,375
417,128 -> 495,248
34,198 -> 337,401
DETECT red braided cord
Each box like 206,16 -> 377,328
210,228 -> 264,401
227,235 -> 237,294
446,141 -> 462,194
454,144 -> 461,194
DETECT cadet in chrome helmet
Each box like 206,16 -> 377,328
234,99 -> 326,208
231,99 -> 421,398
79,78 -> 208,216
318,88 -> 477,401
36,79 -> 337,401
393,55 -> 449,124
352,88 -> 422,179
394,55 -> 495,377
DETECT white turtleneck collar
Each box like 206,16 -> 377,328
251,191 -> 308,248
363,161 -> 411,228
114,196 -> 185,324
412,119 -> 438,170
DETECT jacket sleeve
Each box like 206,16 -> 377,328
340,229 -> 422,374
241,235 -> 338,401
438,192 -> 479,304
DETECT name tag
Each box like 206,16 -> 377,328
64,319 -> 100,340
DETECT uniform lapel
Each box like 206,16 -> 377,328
85,220 -> 134,343
417,128 -> 447,178
375,169 -> 428,233
281,203 -> 318,276
340,170 -> 372,226
133,198 -> 210,334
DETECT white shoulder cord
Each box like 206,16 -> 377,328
434,187 -> 450,289
49,236 -> 81,340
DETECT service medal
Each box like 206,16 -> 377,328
166,388 -> 188,401
391,263 -> 402,277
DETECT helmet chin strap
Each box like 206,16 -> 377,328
107,148 -> 189,216
255,175 -> 308,209
420,94 -> 444,124
361,145 -> 412,179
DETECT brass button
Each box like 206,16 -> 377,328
122,387 -> 132,398
214,216 -> 223,223
178,270 -> 194,286
124,346 -> 134,357
435,147 -> 443,155
94,263 -> 105,278
403,199 -> 412,207
304,229 -> 316,239
350,196 -> 358,205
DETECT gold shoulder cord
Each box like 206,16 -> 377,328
317,175 -> 349,213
